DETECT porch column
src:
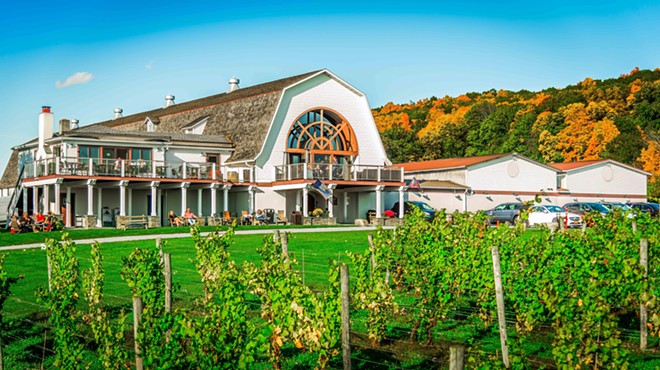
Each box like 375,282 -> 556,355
119,181 -> 127,216
375,185 -> 384,217
128,188 -> 133,215
399,186 -> 405,218
22,188 -> 28,215
295,190 -> 302,212
248,186 -> 255,214
223,185 -> 231,213
210,186 -> 217,216
32,187 -> 38,214
42,185 -> 49,213
54,181 -> 61,216
180,183 -> 189,215
327,184 -> 336,218
197,189 -> 203,216
97,187 -> 103,226
150,182 -> 159,216
87,180 -> 95,216
302,186 -> 309,217
344,192 -> 349,223
65,187 -> 71,227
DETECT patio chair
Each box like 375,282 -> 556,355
276,210 -> 288,225
222,211 -> 235,225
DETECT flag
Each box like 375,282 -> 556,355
408,177 -> 423,193
312,178 -> 332,199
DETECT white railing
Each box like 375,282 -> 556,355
274,163 -> 403,182
23,157 -> 253,183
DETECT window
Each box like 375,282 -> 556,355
286,108 -> 358,161
206,154 -> 220,164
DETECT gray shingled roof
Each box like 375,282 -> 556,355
0,150 -> 19,189
88,70 -> 321,162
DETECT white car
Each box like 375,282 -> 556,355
526,205 -> 583,228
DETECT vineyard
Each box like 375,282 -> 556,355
1,210 -> 660,369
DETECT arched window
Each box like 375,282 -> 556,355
286,108 -> 358,162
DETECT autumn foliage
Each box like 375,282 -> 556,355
373,67 -> 660,197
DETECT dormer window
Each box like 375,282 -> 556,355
183,116 -> 209,135
144,116 -> 160,132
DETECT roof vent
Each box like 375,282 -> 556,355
228,76 -> 240,93
71,118 -> 79,129
113,107 -> 123,119
59,119 -> 70,134
165,94 -> 175,107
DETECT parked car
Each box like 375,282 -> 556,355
484,202 -> 528,225
563,202 -> 610,217
390,201 -> 437,221
526,204 -> 582,228
628,202 -> 659,217
600,202 -> 635,218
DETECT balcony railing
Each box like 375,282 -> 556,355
24,157 -> 253,183
274,163 -> 403,182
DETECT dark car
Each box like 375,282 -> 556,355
629,202 -> 660,217
563,202 -> 610,217
484,202 -> 528,225
390,201 -> 437,221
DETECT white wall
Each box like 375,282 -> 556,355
563,163 -> 647,196
467,157 -> 557,193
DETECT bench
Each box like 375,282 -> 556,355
117,215 -> 148,230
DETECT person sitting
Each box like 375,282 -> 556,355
255,209 -> 268,224
9,215 -> 20,234
34,211 -> 46,231
183,208 -> 199,225
20,212 -> 34,233
168,210 -> 185,227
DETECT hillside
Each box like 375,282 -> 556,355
373,67 -> 660,197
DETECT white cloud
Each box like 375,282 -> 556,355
55,72 -> 94,89
145,60 -> 155,70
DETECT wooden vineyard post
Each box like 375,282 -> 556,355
133,296 -> 144,370
46,253 -> 52,292
302,249 -> 305,285
280,232 -> 289,263
449,344 -> 465,370
341,264 -> 351,370
491,245 -> 510,368
368,233 -> 375,277
163,252 -> 172,342
0,334 -> 4,370
164,253 -> 172,313
273,230 -> 280,243
640,238 -> 649,350
157,237 -> 163,258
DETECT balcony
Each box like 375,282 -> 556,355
22,157 -> 253,183
274,163 -> 403,182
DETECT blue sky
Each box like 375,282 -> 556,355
1,0 -> 659,170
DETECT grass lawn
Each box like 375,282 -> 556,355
0,223 -> 357,247
1,229 -> 374,316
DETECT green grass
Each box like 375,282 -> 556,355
0,223 -> 357,247
1,229 -> 373,316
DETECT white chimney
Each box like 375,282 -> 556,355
37,106 -> 54,160
71,118 -> 79,129
113,107 -> 123,119
228,76 -> 240,93
164,94 -> 175,107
